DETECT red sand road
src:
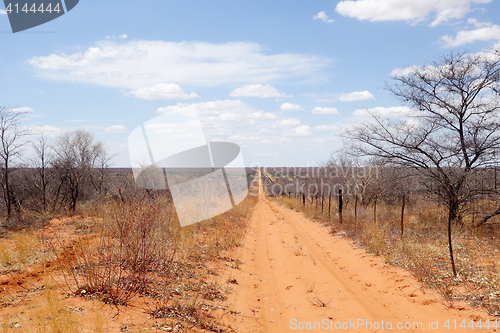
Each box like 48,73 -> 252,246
224,170 -> 495,332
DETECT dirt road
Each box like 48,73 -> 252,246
225,169 -> 493,332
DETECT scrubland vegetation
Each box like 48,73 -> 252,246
266,165 -> 500,315
265,49 -> 500,314
0,119 -> 258,332
2,48 -> 500,329
0,177 -> 258,332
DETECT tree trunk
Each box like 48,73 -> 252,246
3,160 -> 11,218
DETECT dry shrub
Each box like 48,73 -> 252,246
53,180 -> 257,332
57,192 -> 178,305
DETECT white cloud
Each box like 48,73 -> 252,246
352,106 -> 415,117
405,118 -> 422,129
339,90 -> 375,102
249,110 -> 277,119
22,125 -> 63,137
156,99 -> 248,116
335,0 -> 490,26
313,11 -> 334,23
129,83 -> 199,100
28,40 -> 329,89
284,125 -> 313,137
229,84 -> 291,98
314,125 -> 339,131
104,125 -> 127,133
311,107 -> 339,115
272,118 -> 301,128
228,135 -> 261,141
10,107 -> 34,114
0,9 -> 6,14
154,99 -> 279,141
280,103 -> 302,111
392,50 -> 500,80
106,34 -> 128,40
468,18 -> 492,28
390,65 -> 419,77
440,24 -> 500,47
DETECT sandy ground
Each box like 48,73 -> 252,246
1,172 -> 498,332
224,170 -> 496,333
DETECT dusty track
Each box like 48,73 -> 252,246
225,170 -> 493,332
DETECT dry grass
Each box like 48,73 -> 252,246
33,278 -> 82,333
0,230 -> 53,274
306,294 -> 332,307
49,183 -> 258,331
0,173 -> 258,332
272,194 -> 500,315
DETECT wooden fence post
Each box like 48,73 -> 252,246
400,195 -> 406,238
328,191 -> 331,219
338,189 -> 343,224
354,195 -> 358,232
321,191 -> 324,214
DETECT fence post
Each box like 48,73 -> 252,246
328,191 -> 331,219
400,195 -> 406,238
354,195 -> 358,231
321,191 -> 324,214
338,189 -> 343,224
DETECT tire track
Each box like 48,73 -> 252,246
224,169 -> 488,332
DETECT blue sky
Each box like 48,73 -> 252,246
1,0 -> 500,167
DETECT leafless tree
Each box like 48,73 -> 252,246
91,147 -> 114,196
0,107 -> 26,219
52,129 -> 106,213
26,132 -> 53,212
342,50 -> 500,276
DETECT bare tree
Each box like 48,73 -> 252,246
342,50 -> 500,276
52,129 -> 106,213
26,132 -> 53,213
0,107 -> 26,219
91,147 -> 114,196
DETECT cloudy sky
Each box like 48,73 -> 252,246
1,0 -> 500,167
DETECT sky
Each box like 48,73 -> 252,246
1,0 -> 500,167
